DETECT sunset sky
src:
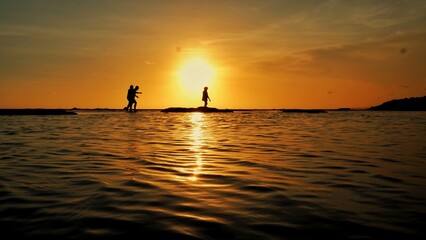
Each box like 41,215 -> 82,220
1,0 -> 425,109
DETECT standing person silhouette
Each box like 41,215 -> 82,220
202,87 -> 211,107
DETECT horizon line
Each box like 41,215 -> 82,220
0,107 -> 368,111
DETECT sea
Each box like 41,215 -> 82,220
0,110 -> 425,240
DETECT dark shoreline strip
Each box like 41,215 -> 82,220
282,109 -> 327,113
161,107 -> 233,113
0,109 -> 77,115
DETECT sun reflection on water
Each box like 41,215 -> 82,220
189,113 -> 204,181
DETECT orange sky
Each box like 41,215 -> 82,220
1,0 -> 425,109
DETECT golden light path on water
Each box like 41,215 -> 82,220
188,112 -> 204,182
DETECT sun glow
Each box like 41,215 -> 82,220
178,57 -> 216,94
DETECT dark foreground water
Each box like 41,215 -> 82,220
0,110 -> 425,239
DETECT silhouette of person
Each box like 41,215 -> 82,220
202,87 -> 211,107
132,86 -> 141,111
125,85 -> 141,112
125,85 -> 134,111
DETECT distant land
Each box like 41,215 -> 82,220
282,109 -> 327,113
0,109 -> 77,115
161,107 -> 233,113
369,96 -> 426,111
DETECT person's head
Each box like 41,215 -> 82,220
204,87 -> 208,90
135,86 -> 139,90
129,85 -> 134,89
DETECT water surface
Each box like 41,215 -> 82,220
1,110 -> 425,239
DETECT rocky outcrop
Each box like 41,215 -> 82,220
161,107 -> 233,113
369,96 -> 426,111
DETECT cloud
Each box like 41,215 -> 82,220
252,30 -> 426,86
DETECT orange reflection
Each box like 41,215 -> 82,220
188,113 -> 204,181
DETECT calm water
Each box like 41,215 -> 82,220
0,110 -> 425,239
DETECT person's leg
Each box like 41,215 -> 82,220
134,100 -> 137,111
126,101 -> 131,111
128,100 -> 133,112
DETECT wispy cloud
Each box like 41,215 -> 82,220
251,30 -> 426,85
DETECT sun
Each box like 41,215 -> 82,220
178,57 -> 216,94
